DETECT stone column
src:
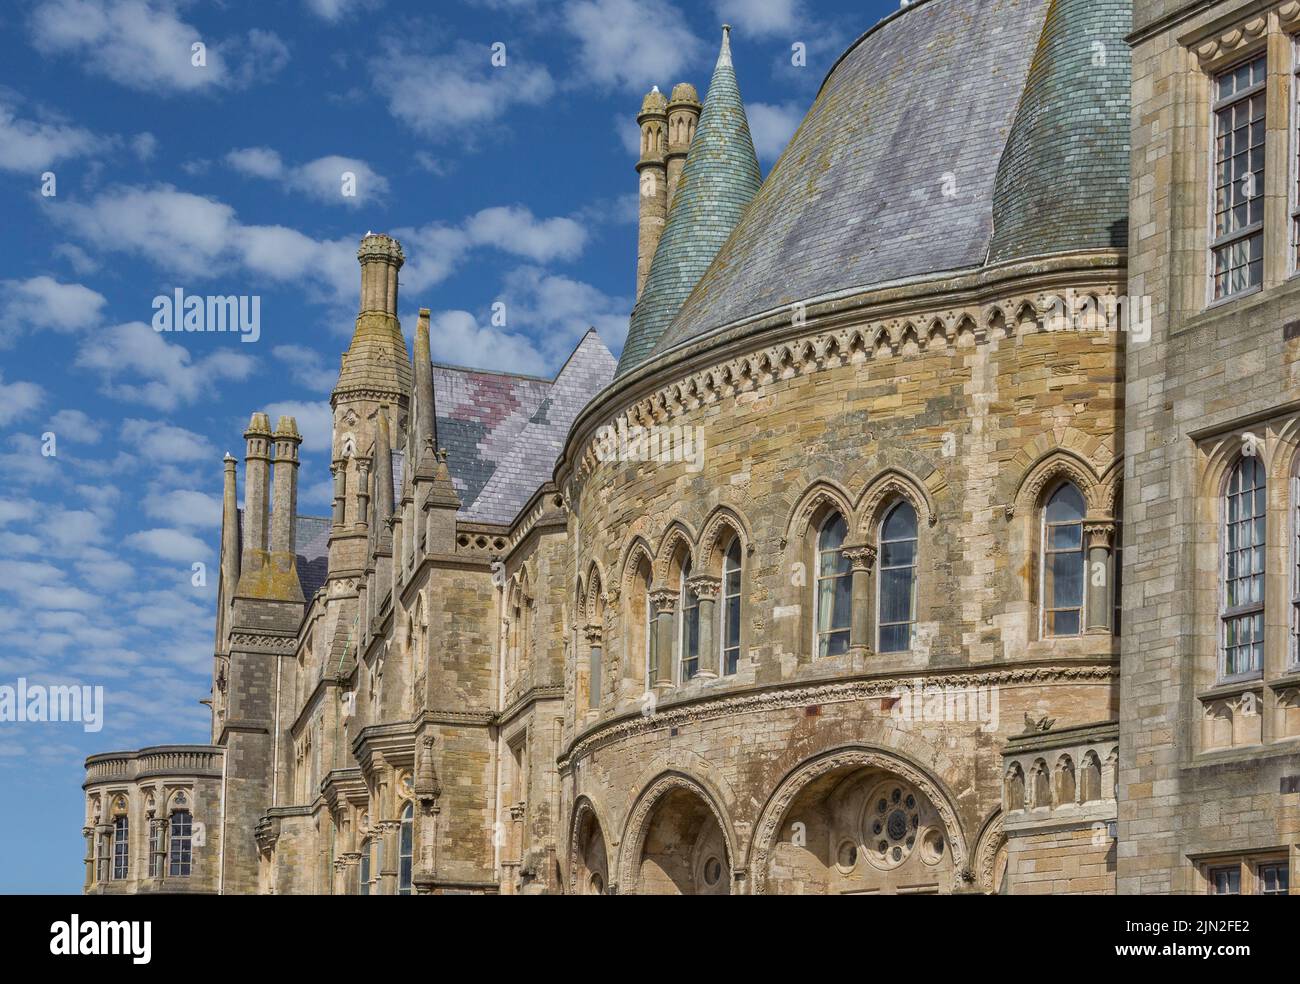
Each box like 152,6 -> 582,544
1084,521 -> 1116,634
650,588 -> 677,688
584,624 -> 603,714
843,544 -> 878,651
688,575 -> 721,679
331,460 -> 346,529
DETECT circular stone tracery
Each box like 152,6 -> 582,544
863,780 -> 922,870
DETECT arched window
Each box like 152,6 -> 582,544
359,838 -> 371,895
878,502 -> 918,652
1042,483 -> 1086,637
815,513 -> 852,657
168,810 -> 193,877
398,802 -> 414,895
1223,456 -> 1266,678
111,812 -> 129,880
679,558 -> 700,681
721,538 -> 742,675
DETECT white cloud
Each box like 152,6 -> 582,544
226,147 -> 389,207
123,528 -> 213,562
47,409 -> 103,443
746,100 -> 804,162
464,206 -> 587,262
76,322 -> 256,410
0,276 -> 106,343
303,0 -> 375,21
119,419 -> 216,462
131,131 -> 157,161
498,266 -> 630,357
272,344 -> 337,392
0,372 -> 45,426
264,400 -> 332,454
29,0 -> 289,93
0,100 -> 107,172
144,489 -> 222,529
425,310 -> 547,375
713,0 -> 806,37
564,0 -> 704,92
371,39 -> 554,136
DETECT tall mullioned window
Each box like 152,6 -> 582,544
878,502 -> 918,653
112,816 -> 129,880
1223,456 -> 1266,679
815,513 -> 852,657
1293,475 -> 1300,666
679,558 -> 700,681
149,819 -> 162,878
1212,55 -> 1266,300
721,538 -> 742,675
168,810 -> 192,877
398,803 -> 414,896
359,838 -> 371,895
1042,484 -> 1086,637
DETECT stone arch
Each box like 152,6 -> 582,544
655,520 -> 697,586
1029,758 -> 1051,808
749,744 -> 970,895
1012,447 -> 1101,518
1055,754 -> 1076,806
1200,434 -> 1271,501
855,466 -> 937,536
1004,762 -> 1025,812
617,771 -> 739,895
617,537 -> 655,596
1080,750 -> 1102,802
568,796 -> 611,895
698,505 -> 751,575
782,478 -> 856,546
973,810 -> 1007,894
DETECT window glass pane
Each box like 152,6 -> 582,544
1210,865 -> 1241,894
113,817 -> 129,880
1044,484 -> 1085,637
817,514 -> 852,657
1223,458 -> 1266,676
168,811 -> 192,877
1259,863 -> 1289,895
878,502 -> 918,653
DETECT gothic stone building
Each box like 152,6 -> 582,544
81,0 -> 1300,896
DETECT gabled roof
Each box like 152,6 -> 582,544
617,26 -> 762,376
432,330 -> 616,525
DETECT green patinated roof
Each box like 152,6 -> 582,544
616,27 -> 762,377
987,0 -> 1131,264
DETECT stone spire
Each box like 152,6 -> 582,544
219,452 -> 240,599
412,308 -> 439,481
334,234 -> 413,405
618,24 -> 762,375
375,409 -> 395,533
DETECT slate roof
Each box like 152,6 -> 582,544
432,329 -> 616,525
617,27 -> 762,376
294,515 -> 331,600
636,0 -> 1128,368
987,0 -> 1130,263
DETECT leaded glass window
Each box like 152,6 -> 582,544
679,558 -> 700,681
1212,55 -> 1267,300
816,514 -> 852,657
1043,483 -> 1086,637
878,502 -> 918,653
112,816 -> 129,880
168,810 -> 192,877
1223,456 -> 1266,678
722,538 -> 742,675
398,803 -> 413,895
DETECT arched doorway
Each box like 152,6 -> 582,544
569,802 -> 609,895
752,749 -> 967,895
622,777 -> 733,895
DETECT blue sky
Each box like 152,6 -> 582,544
0,0 -> 898,892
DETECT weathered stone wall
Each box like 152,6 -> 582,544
559,261 -> 1126,892
1124,0 -> 1300,894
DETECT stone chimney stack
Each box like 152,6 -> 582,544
666,81 -> 701,210
636,86 -> 669,299
240,412 -> 273,570
357,232 -> 403,316
270,416 -> 301,555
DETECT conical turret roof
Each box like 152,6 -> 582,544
616,26 -> 762,376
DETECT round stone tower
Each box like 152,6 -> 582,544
666,81 -> 701,209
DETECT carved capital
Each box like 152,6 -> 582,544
649,587 -> 677,612
1084,521 -> 1116,550
842,544 -> 878,573
686,574 -> 721,601
583,623 -> 603,644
